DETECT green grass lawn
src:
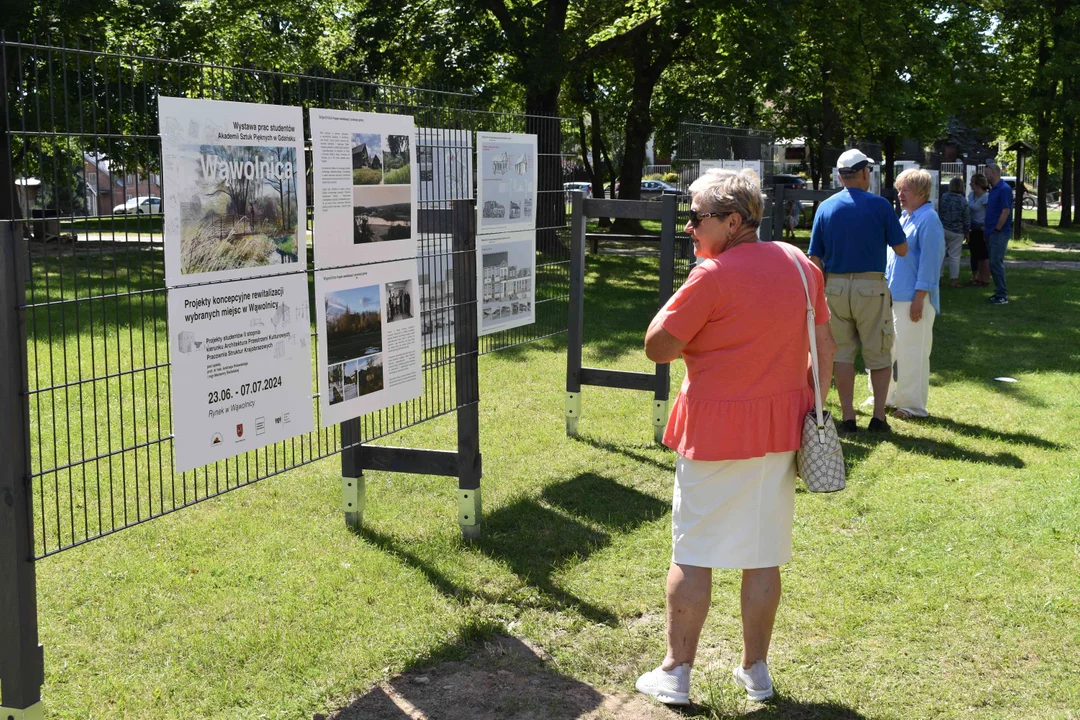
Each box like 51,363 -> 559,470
25,252 -> 1080,719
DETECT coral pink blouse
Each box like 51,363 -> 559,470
658,242 -> 830,461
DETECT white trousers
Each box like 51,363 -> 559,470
942,230 -> 964,280
885,301 -> 936,416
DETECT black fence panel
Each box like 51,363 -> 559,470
0,35 -> 571,559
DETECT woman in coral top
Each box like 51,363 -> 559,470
636,169 -> 836,705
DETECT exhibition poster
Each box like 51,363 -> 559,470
159,97 -> 307,287
315,259 -> 423,426
417,128 -> 473,206
168,274 -> 315,473
477,229 -> 535,336
309,109 -> 418,268
699,159 -> 762,185
477,132 -> 537,234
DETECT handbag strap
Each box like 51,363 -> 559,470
780,244 -> 826,438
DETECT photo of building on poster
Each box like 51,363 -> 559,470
477,132 -> 537,235
159,97 -> 306,287
315,258 -> 423,426
417,129 -> 473,206
417,249 -> 455,349
477,229 -> 535,336
167,273 -> 314,473
309,109 -> 418,268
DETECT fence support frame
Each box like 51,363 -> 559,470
565,193 -> 676,441
0,222 -> 44,719
339,200 -> 482,540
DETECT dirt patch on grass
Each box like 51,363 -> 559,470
327,635 -> 679,720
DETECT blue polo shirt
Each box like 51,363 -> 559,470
886,202 -> 946,314
808,188 -> 906,273
985,179 -> 1013,236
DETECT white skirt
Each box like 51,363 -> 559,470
671,451 -> 796,569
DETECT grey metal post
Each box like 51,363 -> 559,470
451,199 -> 482,540
0,222 -> 45,719
772,184 -> 786,242
565,191 -> 586,435
653,195 -> 676,443
340,418 -> 365,531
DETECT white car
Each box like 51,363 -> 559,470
112,196 -> 162,215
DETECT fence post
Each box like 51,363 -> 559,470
565,191 -> 586,436
340,418 -> 365,531
0,223 -> 45,719
451,199 -> 482,540
772,184 -> 785,242
653,195 -> 676,443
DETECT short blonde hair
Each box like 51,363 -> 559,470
895,168 -> 932,203
688,168 -> 765,227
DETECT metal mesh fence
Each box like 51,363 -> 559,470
673,122 -> 775,287
1,35 -> 572,558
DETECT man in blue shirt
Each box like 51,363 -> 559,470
809,149 -> 908,433
983,162 -> 1013,305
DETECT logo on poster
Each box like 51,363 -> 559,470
211,432 -> 223,446
236,423 -> 244,438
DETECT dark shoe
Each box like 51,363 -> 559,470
867,417 -> 891,433
990,296 -> 1009,305
838,419 -> 858,433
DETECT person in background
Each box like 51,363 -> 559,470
808,149 -> 908,433
967,173 -> 991,286
885,169 -> 946,419
784,197 -> 803,239
983,162 -> 1013,305
938,177 -> 970,287
637,168 -> 835,706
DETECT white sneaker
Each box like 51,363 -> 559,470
733,660 -> 774,701
635,663 -> 691,705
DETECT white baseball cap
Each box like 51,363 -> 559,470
837,149 -> 874,174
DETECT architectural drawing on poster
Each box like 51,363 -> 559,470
417,129 -> 473,206
167,274 -> 314,473
476,229 -> 535,336
159,97 -> 307,287
315,258 -> 423,426
477,132 -> 537,235
417,249 -> 455,349
310,109 -> 418,268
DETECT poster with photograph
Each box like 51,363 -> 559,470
159,97 -> 306,288
167,274 -> 314,473
315,259 -> 422,426
477,132 -> 537,234
417,248 -> 456,349
477,229 -> 535,336
310,109 -> 418,268
417,129 -> 473,206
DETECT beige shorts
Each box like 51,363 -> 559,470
824,272 -> 893,370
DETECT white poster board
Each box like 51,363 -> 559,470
315,259 -> 422,426
168,274 -> 314,473
159,97 -> 307,287
477,132 -> 537,234
310,109 -> 418,268
477,229 -> 535,336
418,129 -> 473,206
699,159 -> 762,186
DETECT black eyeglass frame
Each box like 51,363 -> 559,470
688,208 -> 732,228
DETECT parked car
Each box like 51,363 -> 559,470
767,174 -> 807,190
640,179 -> 680,200
563,181 -> 593,201
1001,176 -> 1038,209
113,196 -> 162,214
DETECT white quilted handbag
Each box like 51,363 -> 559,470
783,246 -> 846,493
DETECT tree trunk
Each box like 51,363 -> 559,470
1035,30 -> 1053,226
1061,121 -> 1073,227
588,104 -> 612,227
525,86 -> 563,254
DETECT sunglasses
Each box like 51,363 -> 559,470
688,208 -> 731,228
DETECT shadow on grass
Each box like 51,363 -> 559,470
356,473 -> 668,626
839,428 -> 1025,473
685,697 -> 869,719
570,432 -> 676,474
915,415 -> 1068,450
332,634 -> 610,720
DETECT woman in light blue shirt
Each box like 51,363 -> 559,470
885,169 -> 946,419
967,173 -> 990,285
